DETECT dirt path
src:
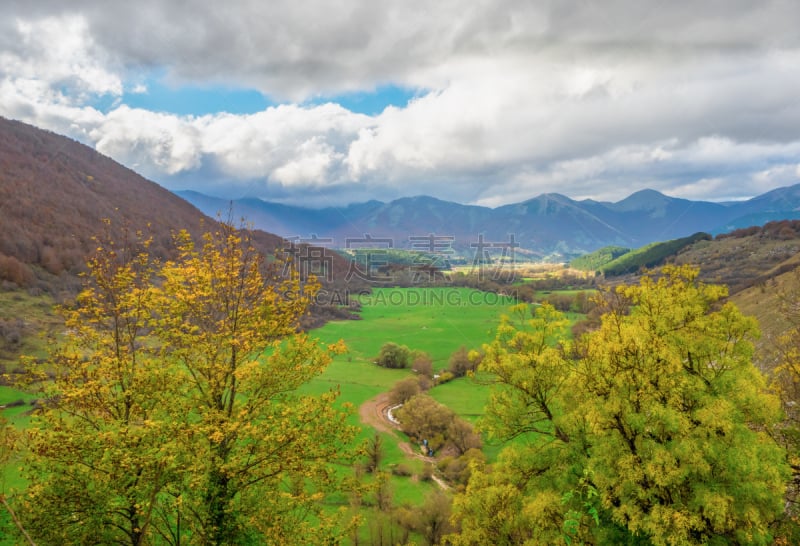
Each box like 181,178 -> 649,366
359,393 -> 450,490
359,392 -> 395,435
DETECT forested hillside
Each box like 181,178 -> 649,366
0,117 -> 362,371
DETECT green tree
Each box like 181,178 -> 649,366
364,432 -> 385,474
376,342 -> 411,369
18,223 -> 355,545
452,266 -> 789,545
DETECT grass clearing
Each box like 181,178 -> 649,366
306,287 -> 517,419
0,289 -> 64,377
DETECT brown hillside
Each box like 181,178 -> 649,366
0,116 -> 288,287
669,221 -> 800,294
729,265 -> 798,372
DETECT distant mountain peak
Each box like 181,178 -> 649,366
612,189 -> 674,212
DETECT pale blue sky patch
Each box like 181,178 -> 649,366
109,77 -> 273,116
306,85 -> 421,116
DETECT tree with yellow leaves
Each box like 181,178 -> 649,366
151,225 -> 353,545
452,266 -> 789,545
17,223 -> 355,545
18,224 -> 175,545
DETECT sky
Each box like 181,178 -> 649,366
1,1 -> 800,208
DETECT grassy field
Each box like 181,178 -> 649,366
0,289 -> 63,373
306,286 -> 518,429
314,287 -> 516,369
298,287 -> 523,541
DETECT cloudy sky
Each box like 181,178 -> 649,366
2,1 -> 799,207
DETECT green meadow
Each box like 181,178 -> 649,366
301,288 -> 517,506
314,287 -> 516,368
304,287 -> 518,419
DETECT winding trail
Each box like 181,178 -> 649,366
359,393 -> 450,490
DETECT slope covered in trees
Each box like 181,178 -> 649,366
0,117 -> 364,370
598,232 -> 711,276
0,117 -> 361,296
569,245 -> 631,272
0,117 -> 262,287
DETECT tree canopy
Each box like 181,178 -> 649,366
16,223 -> 355,545
452,265 -> 789,545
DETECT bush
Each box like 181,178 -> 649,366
448,346 -> 479,378
376,342 -> 411,369
436,371 -> 454,384
411,352 -> 433,377
389,377 -> 421,405
391,463 -> 413,477
417,374 -> 433,392
438,448 -> 486,489
420,462 -> 434,482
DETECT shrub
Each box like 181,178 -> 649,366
417,374 -> 433,392
420,462 -> 434,482
438,448 -> 486,489
389,377 -> 421,405
436,371 -> 454,384
448,346 -> 479,378
391,463 -> 413,477
376,342 -> 411,369
411,352 -> 433,377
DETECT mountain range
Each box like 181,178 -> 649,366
178,186 -> 800,259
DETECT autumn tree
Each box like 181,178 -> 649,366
17,225 -> 177,545
151,225 -> 354,545
452,266 -> 789,545
17,223 -> 355,545
766,267 -> 800,537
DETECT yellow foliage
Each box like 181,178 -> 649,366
17,222 -> 356,546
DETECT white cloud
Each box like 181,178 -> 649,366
0,15 -> 122,100
91,106 -> 202,175
1,3 -> 800,207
